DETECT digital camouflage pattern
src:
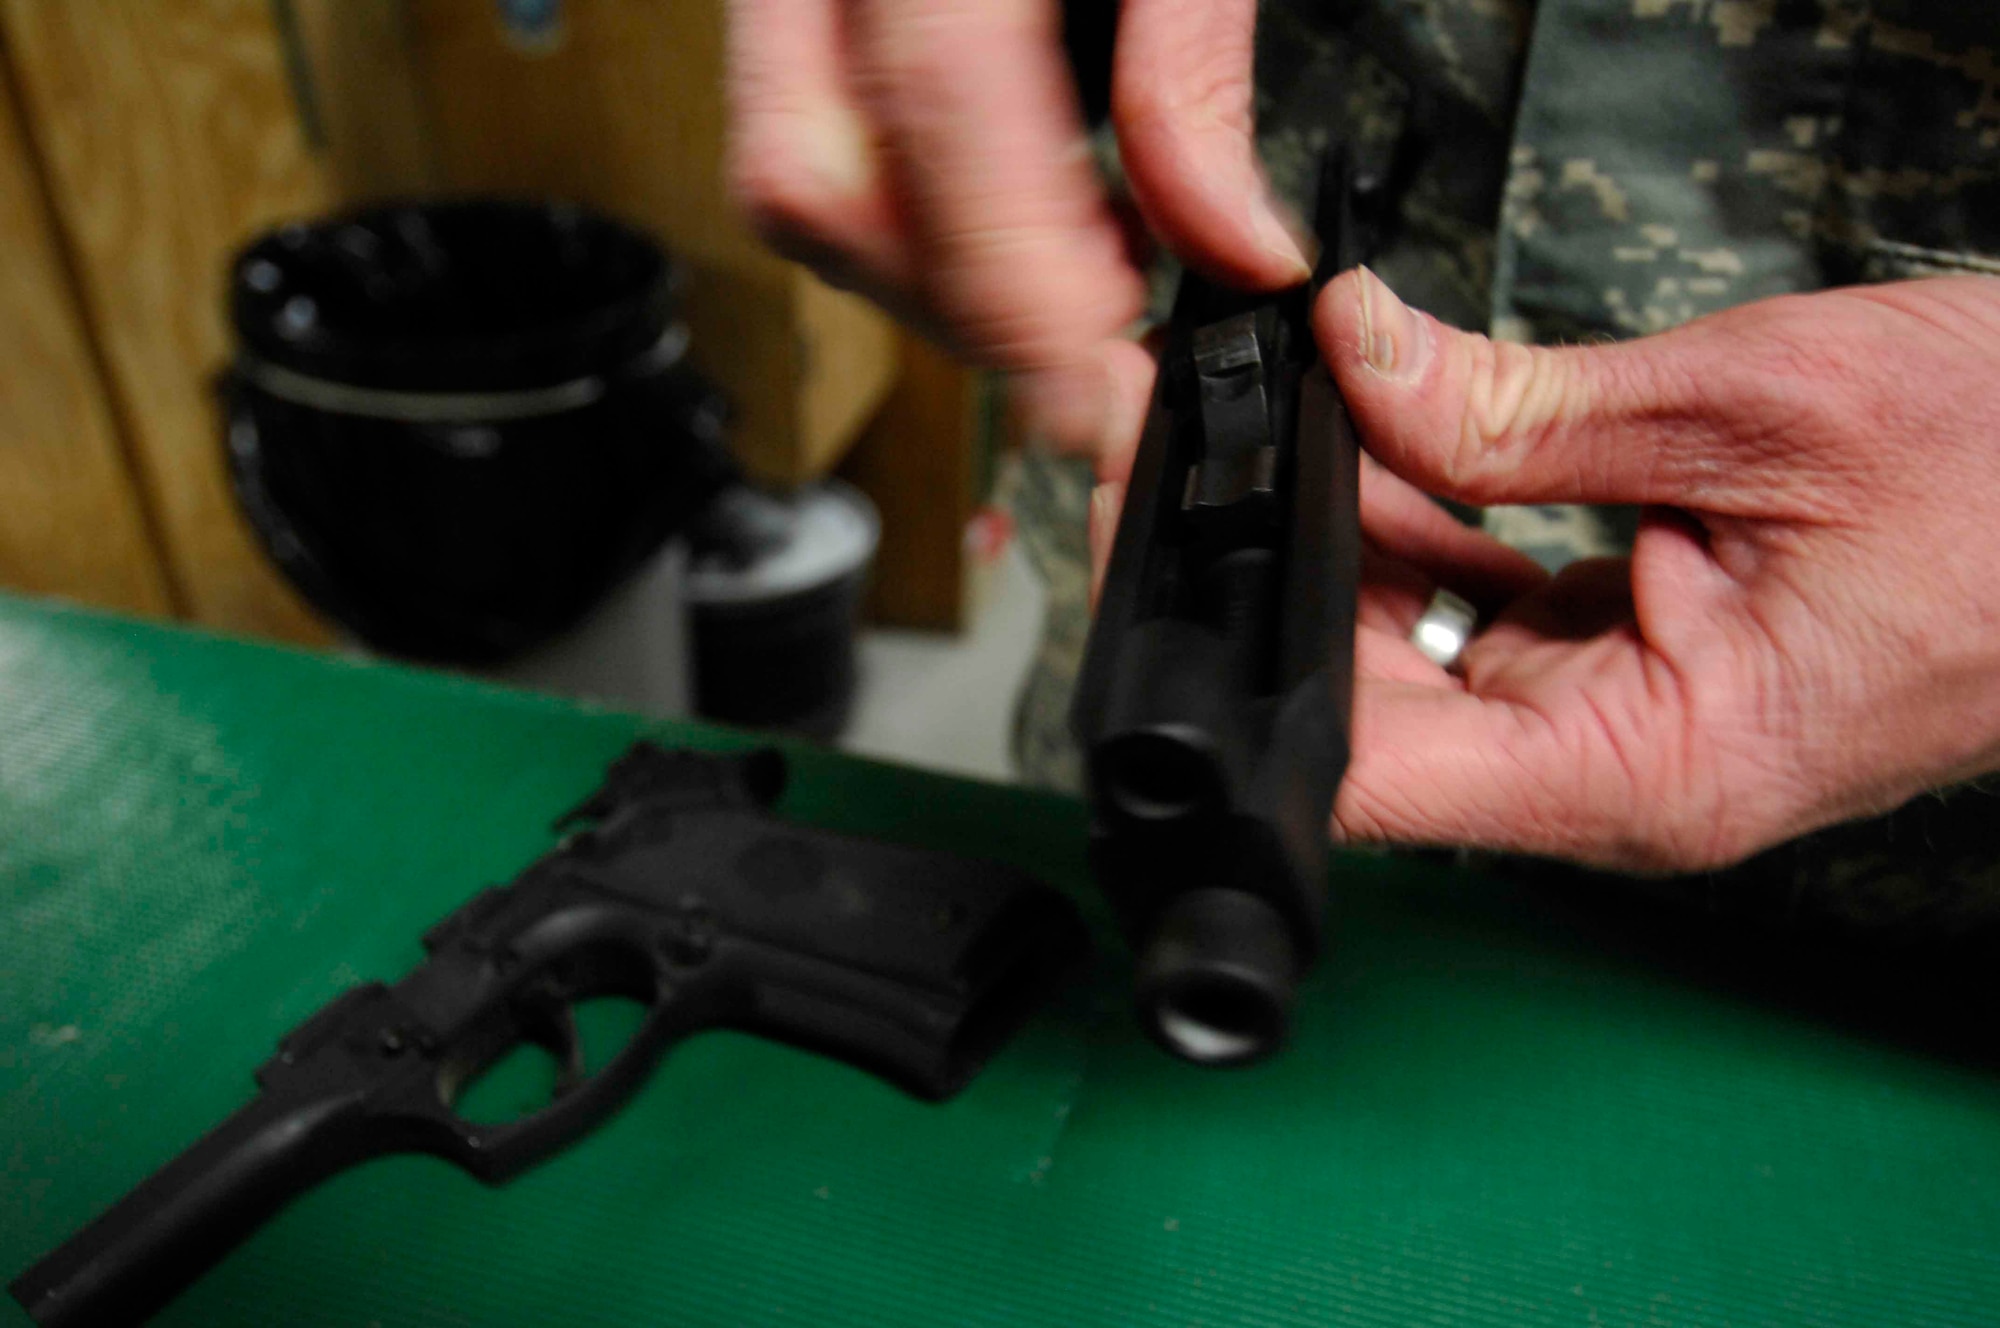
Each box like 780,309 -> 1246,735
1493,0 -> 2000,343
1004,449 -> 1095,795
1010,0 -> 2000,937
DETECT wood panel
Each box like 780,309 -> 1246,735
292,0 -> 439,203
0,53 -> 173,616
838,334 -> 983,630
0,0 -> 334,643
404,0 -> 898,486
796,270 -> 903,480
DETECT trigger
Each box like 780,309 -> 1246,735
513,983 -> 587,1098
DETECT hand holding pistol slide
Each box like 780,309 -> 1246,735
12,745 -> 1086,1328
1073,150 -> 1382,1065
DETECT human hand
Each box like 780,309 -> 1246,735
724,0 -> 1304,453
1093,272 -> 2000,871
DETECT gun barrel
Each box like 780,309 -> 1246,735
10,1088 -> 366,1328
1134,887 -> 1300,1064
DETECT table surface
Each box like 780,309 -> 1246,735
1,593 -> 1996,1327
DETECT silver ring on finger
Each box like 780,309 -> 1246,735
1409,589 -> 1478,671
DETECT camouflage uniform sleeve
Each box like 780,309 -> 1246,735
1004,450 -> 1095,793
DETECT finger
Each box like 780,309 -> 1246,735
1356,621 -> 1459,687
1071,337 -> 1157,607
725,0 -> 911,284
855,0 -> 1147,449
1332,675 -> 1666,868
1111,0 -> 1309,288
1082,338 -> 1160,476
1351,543 -> 1536,659
1087,479 -> 1125,610
1358,454 -> 1548,615
1464,557 -> 1637,666
1316,268 -> 1747,511
1356,544 -> 1431,636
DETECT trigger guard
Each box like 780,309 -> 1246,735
510,989 -> 587,1097
415,1000 -> 686,1185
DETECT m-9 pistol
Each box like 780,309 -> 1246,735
12,744 -> 1086,1328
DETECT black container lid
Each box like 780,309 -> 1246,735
229,199 -> 677,393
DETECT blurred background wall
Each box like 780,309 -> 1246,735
0,0 -> 1006,651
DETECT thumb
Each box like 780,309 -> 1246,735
1111,0 -> 1309,289
1315,268 -> 1732,509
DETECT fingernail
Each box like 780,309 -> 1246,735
1357,266 -> 1428,381
1251,195 -> 1313,283
1017,355 -> 1112,454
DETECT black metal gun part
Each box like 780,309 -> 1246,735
1071,153 -> 1376,1066
12,744 -> 1087,1328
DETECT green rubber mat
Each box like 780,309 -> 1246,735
1,593 -> 1997,1326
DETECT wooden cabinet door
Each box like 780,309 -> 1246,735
2,0 -> 334,642
0,51 -> 173,618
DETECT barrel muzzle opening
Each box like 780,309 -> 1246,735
1134,889 -> 1300,1066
